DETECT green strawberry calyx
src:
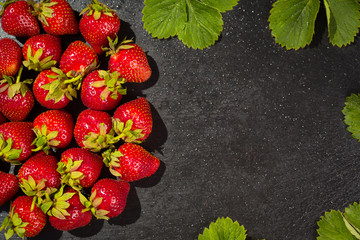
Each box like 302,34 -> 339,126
103,35 -> 134,57
102,148 -> 122,177
0,206 -> 29,240
80,0 -> 115,20
31,124 -> 60,154
0,133 -> 22,165
83,123 -> 118,152
19,175 -> 58,211
40,67 -> 79,103
92,70 -> 127,101
79,189 -> 109,220
56,158 -> 84,191
112,118 -> 145,144
0,66 -> 33,99
23,46 -> 57,71
30,0 -> 58,26
40,185 -> 76,219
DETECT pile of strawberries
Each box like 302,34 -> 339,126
0,0 -> 160,238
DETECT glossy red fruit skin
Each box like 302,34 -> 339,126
81,70 -> 123,111
33,110 -> 74,148
113,97 -> 153,142
18,151 -> 61,189
0,38 -> 22,78
108,43 -> 151,83
59,41 -> 98,77
49,188 -> 92,231
115,143 -> 160,182
33,69 -> 70,109
1,1 -> 40,37
41,0 -> 79,35
79,11 -> 120,55
0,83 -> 34,122
0,171 -> 18,206
74,109 -> 113,148
0,122 -> 35,162
23,34 -> 62,63
91,178 -> 130,218
60,148 -> 103,188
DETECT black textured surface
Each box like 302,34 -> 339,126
1,0 -> 360,239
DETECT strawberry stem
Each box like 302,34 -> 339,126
15,66 -> 23,84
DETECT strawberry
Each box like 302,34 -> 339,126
57,148 -> 103,190
0,195 -> 47,239
59,40 -> 99,78
0,66 -> 34,122
82,178 -> 130,219
103,143 -> 160,182
79,0 -> 120,55
106,37 -> 152,83
0,112 -> 6,124
81,70 -> 126,111
33,67 -> 79,109
0,121 -> 35,164
74,109 -> 116,152
18,151 -> 61,207
22,34 -> 62,72
0,38 -> 22,78
112,97 -> 153,143
32,109 -> 74,154
48,187 -> 92,231
33,0 -> 78,35
0,171 -> 18,206
0,0 -> 40,37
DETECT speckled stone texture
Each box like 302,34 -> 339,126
1,0 -> 360,240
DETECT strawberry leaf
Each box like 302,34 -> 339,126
342,93 -> 360,141
323,0 -> 360,47
343,202 -> 360,238
268,0 -> 320,50
317,210 -> 358,240
142,0 -> 187,39
198,217 -> 247,240
200,0 -> 239,12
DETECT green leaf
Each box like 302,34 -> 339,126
323,0 -> 360,47
268,0 -> 320,50
317,210 -> 357,240
344,202 -> 360,238
198,217 -> 247,240
142,0 -> 187,39
200,0 -> 239,12
342,93 -> 360,141
178,0 -> 223,49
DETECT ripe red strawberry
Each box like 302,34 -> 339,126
0,171 -> 18,206
0,66 -> 34,122
81,70 -> 126,111
86,178 -> 130,219
33,68 -> 79,109
33,0 -> 78,35
113,97 -> 153,143
18,152 -> 61,206
106,37 -> 152,83
57,148 -> 103,190
48,187 -> 92,231
0,38 -> 22,78
0,112 -> 6,124
23,34 -> 62,71
0,1 -> 40,37
0,121 -> 35,164
32,109 -> 74,154
103,143 -> 160,182
59,40 -> 99,78
74,109 -> 115,152
0,195 -> 47,239
79,0 -> 120,55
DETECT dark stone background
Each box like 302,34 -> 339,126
1,0 -> 360,239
